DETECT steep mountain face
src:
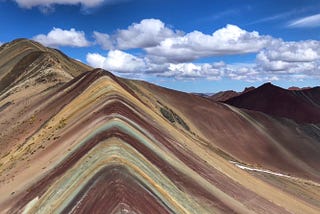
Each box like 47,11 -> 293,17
225,83 -> 320,124
0,39 -> 92,152
137,80 -> 320,179
0,38 -> 91,97
0,39 -> 320,214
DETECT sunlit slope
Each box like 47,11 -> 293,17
0,39 -> 319,213
0,39 -> 92,165
0,68 -> 318,213
0,38 -> 91,99
136,80 -> 320,181
0,38 -> 91,82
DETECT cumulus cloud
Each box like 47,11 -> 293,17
86,50 -> 147,73
256,40 -> 320,75
33,27 -> 90,48
258,40 -> 320,63
94,22 -> 273,62
87,19 -> 320,82
160,62 -> 224,80
86,50 -> 225,80
86,44 -> 320,81
93,19 -> 181,50
225,64 -> 279,82
145,24 -> 273,63
115,19 -> 181,49
222,40 -> 320,82
13,0 -> 106,9
93,31 -> 113,49
289,14 -> 320,28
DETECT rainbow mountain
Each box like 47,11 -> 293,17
0,39 -> 320,214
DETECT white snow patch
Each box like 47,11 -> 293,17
230,161 -> 292,178
22,196 -> 39,214
230,161 -> 320,187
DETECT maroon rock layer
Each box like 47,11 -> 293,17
225,83 -> 320,123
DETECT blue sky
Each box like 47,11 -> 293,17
1,0 -> 320,92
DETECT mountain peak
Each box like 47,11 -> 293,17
259,82 -> 282,90
1,38 -> 46,52
0,38 -> 92,100
225,82 -> 320,123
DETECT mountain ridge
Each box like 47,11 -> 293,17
0,39 -> 320,214
0,38 -> 91,94
225,82 -> 320,124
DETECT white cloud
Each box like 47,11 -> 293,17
33,27 -> 90,48
256,40 -> 320,74
93,19 -> 181,50
259,40 -> 320,63
86,50 -> 224,80
93,31 -> 113,49
225,64 -> 279,82
115,19 -> 180,49
160,62 -> 224,80
223,40 -> 320,82
86,48 -> 320,82
86,38 -> 320,82
86,50 -> 147,73
145,24 -> 273,62
13,0 -> 106,9
289,14 -> 320,28
87,19 -> 320,82
86,53 -> 106,68
95,22 -> 273,63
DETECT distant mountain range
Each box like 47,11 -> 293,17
0,39 -> 320,214
209,83 -> 320,124
225,83 -> 320,124
208,86 -> 256,101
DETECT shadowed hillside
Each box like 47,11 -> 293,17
225,83 -> 320,124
